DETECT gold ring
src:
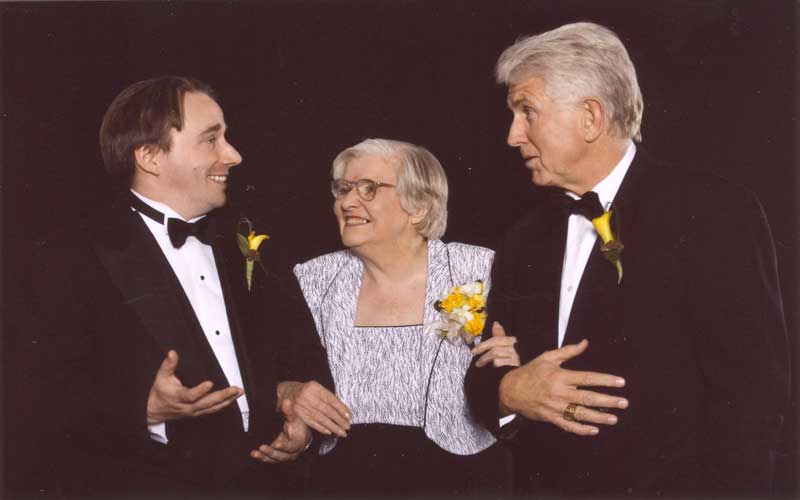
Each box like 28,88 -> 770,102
563,403 -> 579,422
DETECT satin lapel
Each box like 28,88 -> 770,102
212,230 -> 260,419
90,209 -> 219,388
562,153 -> 650,347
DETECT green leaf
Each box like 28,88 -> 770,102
236,234 -> 250,256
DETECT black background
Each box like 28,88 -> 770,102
1,1 -> 797,497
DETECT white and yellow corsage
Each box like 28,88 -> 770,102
426,280 -> 487,346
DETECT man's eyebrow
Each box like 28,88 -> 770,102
199,123 -> 223,135
507,95 -> 528,109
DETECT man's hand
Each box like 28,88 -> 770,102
277,380 -> 351,437
499,339 -> 628,436
147,350 -> 243,425
471,321 -> 520,368
251,399 -> 312,464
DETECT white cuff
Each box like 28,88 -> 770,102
499,413 -> 517,428
148,422 -> 168,444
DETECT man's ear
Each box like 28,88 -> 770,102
134,145 -> 161,176
582,98 -> 605,143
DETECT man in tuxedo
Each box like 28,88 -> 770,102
466,22 -> 789,496
32,76 -> 313,496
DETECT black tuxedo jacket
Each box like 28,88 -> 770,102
466,151 -> 789,497
31,197 -> 321,496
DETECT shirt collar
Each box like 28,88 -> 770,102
566,141 -> 636,209
130,190 -> 207,235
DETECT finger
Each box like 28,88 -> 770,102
546,339 -> 589,364
280,398 -> 296,421
569,388 -> 629,410
193,395 -> 240,417
188,387 -> 243,413
492,353 -> 520,368
302,416 -> 334,436
182,380 -> 216,402
318,390 -> 352,424
551,412 -> 601,436
304,411 -> 347,437
475,350 -> 501,368
568,405 -> 620,426
492,321 -> 507,337
156,350 -> 179,377
257,443 -> 297,463
309,401 -> 351,434
250,448 -> 278,464
280,423 -> 309,453
565,370 -> 626,390
470,336 -> 517,356
474,345 -> 517,367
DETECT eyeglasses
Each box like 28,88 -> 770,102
331,178 -> 396,201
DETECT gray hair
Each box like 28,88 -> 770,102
496,22 -> 643,142
331,138 -> 449,239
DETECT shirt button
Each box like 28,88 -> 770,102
215,330 -> 220,336
200,275 -> 205,280
567,285 -> 574,293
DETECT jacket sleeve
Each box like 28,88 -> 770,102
267,258 -> 337,393
464,236 -> 517,434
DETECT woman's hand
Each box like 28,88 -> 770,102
470,321 -> 520,368
277,380 -> 352,437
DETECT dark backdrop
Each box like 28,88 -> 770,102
2,1 -> 797,497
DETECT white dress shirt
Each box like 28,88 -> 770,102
130,191 -> 249,444
557,142 -> 636,347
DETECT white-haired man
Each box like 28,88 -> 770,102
466,22 -> 788,497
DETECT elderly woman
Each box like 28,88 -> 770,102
278,139 -> 519,496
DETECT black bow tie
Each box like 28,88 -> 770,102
129,194 -> 215,248
565,191 -> 605,220
166,217 -> 213,247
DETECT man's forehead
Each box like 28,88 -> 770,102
182,92 -> 226,132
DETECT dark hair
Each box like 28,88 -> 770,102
98,76 -> 216,187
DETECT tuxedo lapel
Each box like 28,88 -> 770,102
562,153 -> 651,349
91,208 -> 227,389
211,228 -> 261,423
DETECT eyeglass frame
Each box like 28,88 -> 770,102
330,178 -> 396,201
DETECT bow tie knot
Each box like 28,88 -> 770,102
166,217 -> 213,248
566,191 -> 605,220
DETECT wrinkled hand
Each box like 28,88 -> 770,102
251,399 -> 312,463
471,321 -> 520,368
277,381 -> 351,437
498,339 -> 628,436
147,350 -> 243,425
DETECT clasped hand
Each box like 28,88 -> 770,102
250,399 -> 312,464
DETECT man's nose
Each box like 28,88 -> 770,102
506,115 -> 526,147
222,141 -> 242,167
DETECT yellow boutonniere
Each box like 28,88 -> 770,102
236,218 -> 269,291
591,210 -> 624,284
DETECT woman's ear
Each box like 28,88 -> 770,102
134,145 -> 161,176
410,203 -> 430,226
